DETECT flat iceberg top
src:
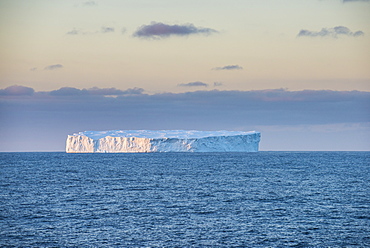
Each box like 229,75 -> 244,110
72,130 -> 259,140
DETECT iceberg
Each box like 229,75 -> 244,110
66,130 -> 261,153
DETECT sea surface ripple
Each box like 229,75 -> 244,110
0,152 -> 369,247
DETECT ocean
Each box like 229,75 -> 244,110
0,152 -> 369,247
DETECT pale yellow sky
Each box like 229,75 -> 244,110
0,0 -> 369,93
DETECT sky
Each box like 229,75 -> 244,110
0,0 -> 369,151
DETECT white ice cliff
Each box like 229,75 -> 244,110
66,130 -> 261,153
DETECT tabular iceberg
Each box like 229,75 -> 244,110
66,130 -> 261,153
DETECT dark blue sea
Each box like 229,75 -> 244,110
0,152 -> 369,247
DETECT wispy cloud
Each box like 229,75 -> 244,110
178,82 -> 209,87
213,82 -> 223,87
120,87 -> 145,95
87,87 -> 144,95
67,26 -> 116,35
133,22 -> 218,39
49,87 -> 144,96
343,0 -> 370,2
0,85 -> 34,96
66,28 -> 84,35
83,1 -> 97,6
213,65 -> 243,71
49,87 -> 87,96
44,64 -> 63,70
101,26 -> 115,33
298,26 -> 364,38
